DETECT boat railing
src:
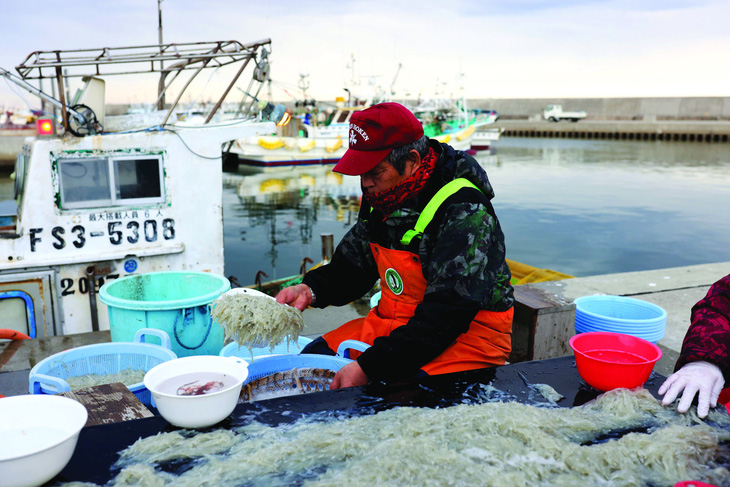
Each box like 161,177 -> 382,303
4,39 -> 273,135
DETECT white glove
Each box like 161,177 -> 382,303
658,361 -> 725,418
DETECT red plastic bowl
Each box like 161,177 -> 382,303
569,332 -> 662,392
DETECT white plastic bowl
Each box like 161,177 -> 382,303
0,395 -> 88,487
144,355 -> 248,429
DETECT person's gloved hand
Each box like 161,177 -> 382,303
658,361 -> 725,418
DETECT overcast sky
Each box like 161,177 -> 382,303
1,0 -> 728,109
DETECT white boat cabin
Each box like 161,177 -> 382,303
0,40 -> 275,339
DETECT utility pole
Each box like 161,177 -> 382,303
157,0 -> 165,110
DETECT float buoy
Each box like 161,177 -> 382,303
0,329 -> 31,340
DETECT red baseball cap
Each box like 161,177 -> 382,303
333,102 -> 424,176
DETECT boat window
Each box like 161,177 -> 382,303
57,154 -> 164,209
113,157 -> 163,201
59,158 -> 112,207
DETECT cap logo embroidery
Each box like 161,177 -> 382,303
350,123 -> 369,145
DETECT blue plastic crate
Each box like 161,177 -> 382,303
28,329 -> 177,406
244,354 -> 352,384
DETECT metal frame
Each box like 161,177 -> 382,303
11,39 -> 272,131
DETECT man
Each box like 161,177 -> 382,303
276,102 -> 514,389
659,273 -> 729,418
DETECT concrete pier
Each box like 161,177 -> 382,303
513,261 -> 729,378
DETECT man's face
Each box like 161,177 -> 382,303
360,153 -> 418,194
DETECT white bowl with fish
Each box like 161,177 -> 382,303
144,355 -> 249,429
0,395 -> 88,487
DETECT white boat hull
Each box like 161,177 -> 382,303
231,123 -> 499,167
470,128 -> 504,151
231,135 -> 347,167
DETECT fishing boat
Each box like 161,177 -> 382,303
229,97 -> 359,167
0,110 -> 37,166
230,74 -> 502,167
230,100 -> 502,167
410,96 -> 502,152
0,39 -> 277,340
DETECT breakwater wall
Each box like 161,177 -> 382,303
466,97 -> 730,142
467,96 -> 730,121
491,120 -> 730,142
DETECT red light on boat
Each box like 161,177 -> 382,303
37,118 -> 55,136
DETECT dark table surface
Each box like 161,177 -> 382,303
50,355 -> 667,485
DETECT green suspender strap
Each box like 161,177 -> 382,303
400,178 -> 481,246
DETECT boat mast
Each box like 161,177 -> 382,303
157,0 -> 165,110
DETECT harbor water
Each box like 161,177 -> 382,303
1,137 -> 727,285
222,137 -> 730,283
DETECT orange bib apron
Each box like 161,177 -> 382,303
323,242 -> 513,375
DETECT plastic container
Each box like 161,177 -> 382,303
719,388 -> 730,416
144,355 -> 249,429
244,354 -> 352,385
575,317 -> 664,343
99,271 -> 231,357
0,395 -> 88,487
219,336 -> 313,362
569,331 -> 662,391
28,328 -> 177,405
574,295 -> 667,343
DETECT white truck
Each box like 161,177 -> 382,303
543,105 -> 587,122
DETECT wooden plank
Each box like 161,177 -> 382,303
58,382 -> 153,427
509,285 -> 575,363
531,305 -> 575,360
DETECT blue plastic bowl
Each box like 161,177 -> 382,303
574,295 -> 667,344
575,316 -> 664,343
575,295 -> 666,323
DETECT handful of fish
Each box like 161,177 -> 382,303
212,290 -> 304,351
240,368 -> 335,402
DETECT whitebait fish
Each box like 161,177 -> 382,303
212,292 -> 304,351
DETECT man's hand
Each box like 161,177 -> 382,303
658,361 -> 724,418
275,284 -> 313,311
330,361 -> 368,390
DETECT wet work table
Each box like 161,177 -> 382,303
52,355 -> 672,485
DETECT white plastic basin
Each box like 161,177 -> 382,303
0,395 -> 88,487
144,355 -> 248,429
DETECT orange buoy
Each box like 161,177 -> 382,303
0,329 -> 31,340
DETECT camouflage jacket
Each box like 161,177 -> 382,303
303,141 -> 513,380
676,274 -> 730,380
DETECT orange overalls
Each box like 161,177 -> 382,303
323,179 -> 513,376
